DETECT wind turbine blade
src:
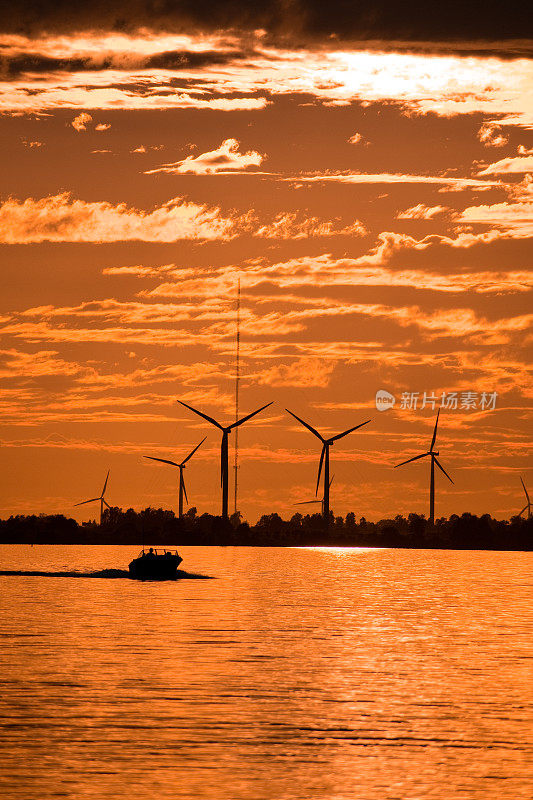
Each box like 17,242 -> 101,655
74,497 -> 100,506
181,473 -> 188,505
178,400 -> 223,430
520,476 -> 530,503
295,500 -> 322,505
144,456 -> 180,467
329,474 -> 334,488
102,469 -> 110,496
316,444 -> 326,496
434,457 -> 454,484
181,436 -> 207,466
519,505 -> 528,516
229,402 -> 273,430
285,409 -> 324,442
330,419 -> 371,441
430,409 -> 440,452
394,452 -> 431,468
103,500 -> 111,509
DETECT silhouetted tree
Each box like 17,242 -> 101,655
0,508 -> 530,550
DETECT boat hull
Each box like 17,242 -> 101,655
128,552 -> 183,580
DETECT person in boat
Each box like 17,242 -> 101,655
145,548 -> 155,558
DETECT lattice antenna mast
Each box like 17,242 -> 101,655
233,277 -> 241,515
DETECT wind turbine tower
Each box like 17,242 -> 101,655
234,277 -> 241,516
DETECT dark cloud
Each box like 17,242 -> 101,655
146,49 -> 251,70
1,54 -> 96,76
1,1 -> 531,50
0,50 -> 249,79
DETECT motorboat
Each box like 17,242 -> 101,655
128,548 -> 183,580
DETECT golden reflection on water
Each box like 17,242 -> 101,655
0,545 -> 531,800
301,545 -> 384,556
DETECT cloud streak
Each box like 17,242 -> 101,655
0,193 -> 235,243
0,193 -> 367,243
396,204 -> 449,220
458,199 -> 533,236
285,172 -> 499,188
477,155 -> 533,175
132,237 -> 533,296
146,138 -> 264,175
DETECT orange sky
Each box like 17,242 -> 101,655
0,10 -> 531,523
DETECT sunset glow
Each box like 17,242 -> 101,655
0,7 -> 531,524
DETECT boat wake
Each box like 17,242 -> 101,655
0,569 -> 212,580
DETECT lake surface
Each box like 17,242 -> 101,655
0,545 -> 531,800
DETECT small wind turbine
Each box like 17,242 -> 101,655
74,470 -> 111,525
286,409 -> 370,523
295,476 -> 334,516
178,400 -> 272,520
144,438 -> 206,518
394,410 -> 453,524
518,477 -> 532,519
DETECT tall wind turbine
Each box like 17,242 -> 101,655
74,470 -> 111,525
519,477 -> 532,519
394,410 -> 453,525
286,409 -> 370,523
144,438 -> 206,518
178,400 -> 272,520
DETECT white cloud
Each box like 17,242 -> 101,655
477,122 -> 509,147
252,212 -> 366,239
146,138 -> 264,175
396,204 -> 448,220
0,193 -> 363,244
0,193 -> 236,243
254,358 -> 335,387
458,200 -> 533,237
284,172 -> 499,189
71,112 -> 92,132
477,155 -> 533,175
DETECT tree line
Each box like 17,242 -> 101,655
0,507 -> 531,550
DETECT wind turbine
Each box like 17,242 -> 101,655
295,476 -> 334,517
394,410 -> 453,524
286,409 -> 371,523
519,477 -> 532,519
178,400 -> 272,520
74,470 -> 111,525
144,438 -> 206,518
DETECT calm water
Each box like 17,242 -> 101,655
0,545 -> 531,800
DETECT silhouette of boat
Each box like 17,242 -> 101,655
128,548 -> 183,580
